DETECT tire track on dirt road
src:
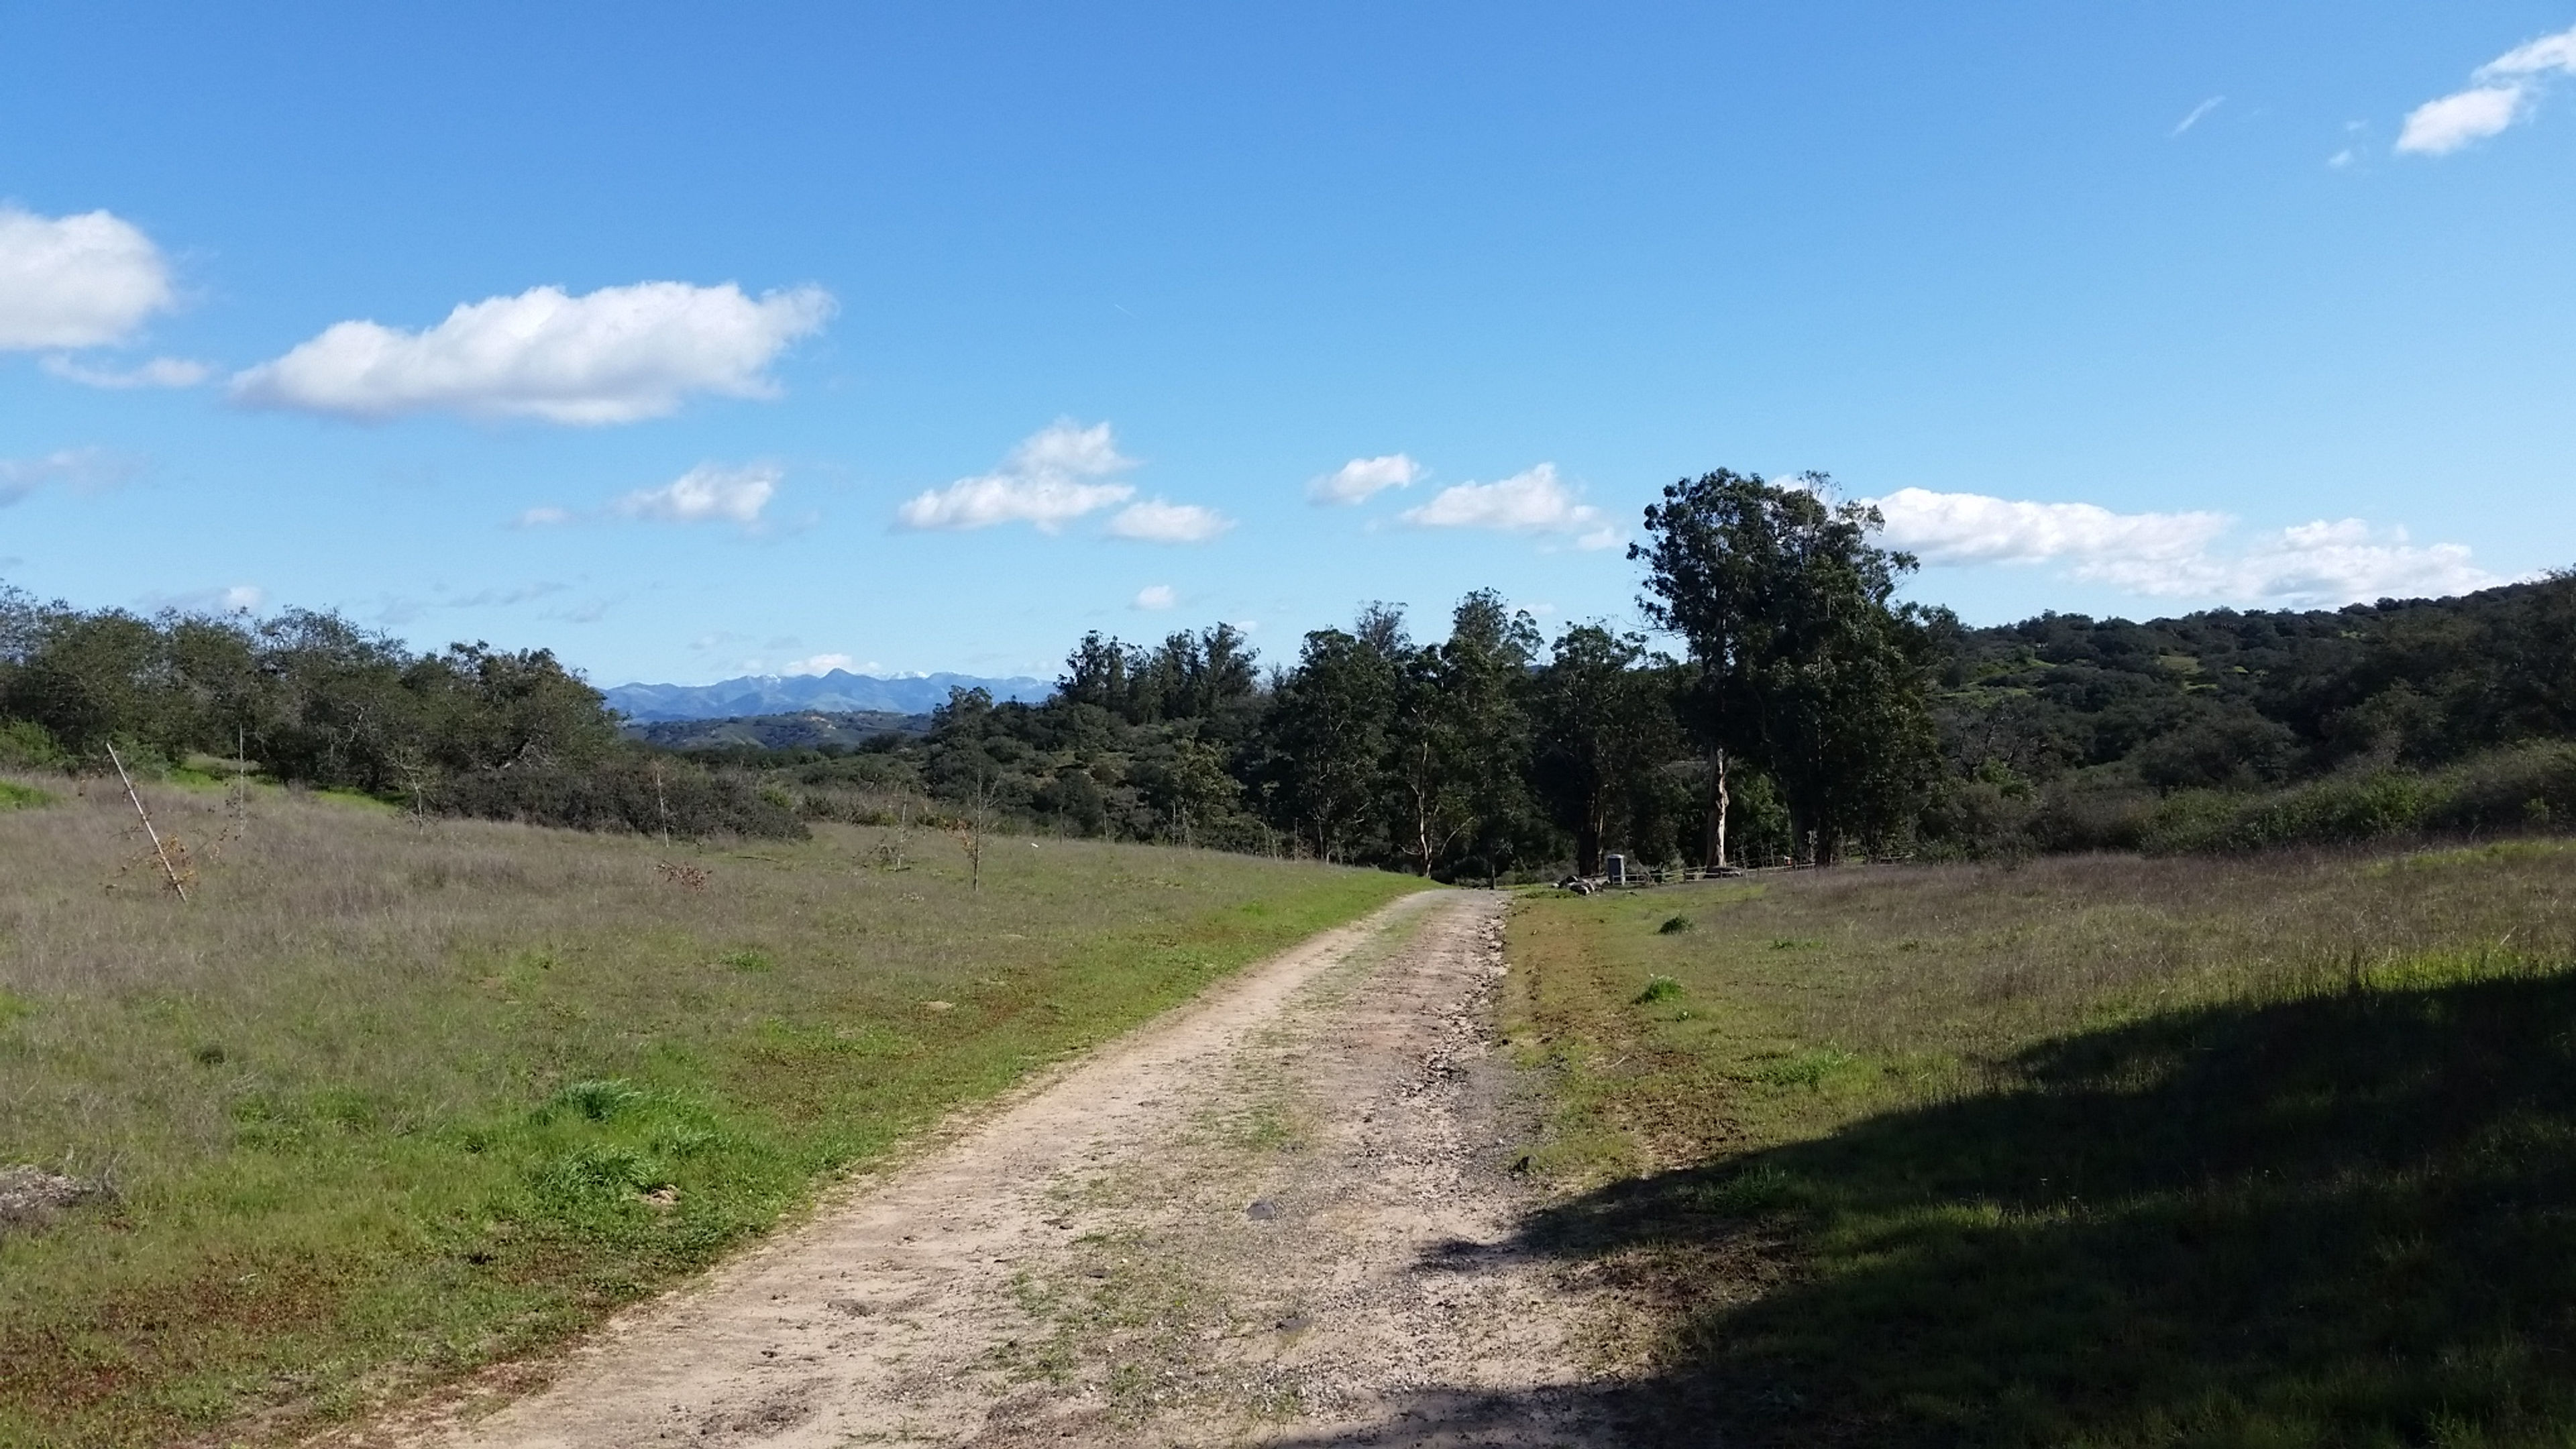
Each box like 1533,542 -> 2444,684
337,889 -> 1615,1449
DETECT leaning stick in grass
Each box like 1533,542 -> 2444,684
105,742 -> 189,902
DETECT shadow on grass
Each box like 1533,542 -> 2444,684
1297,969 -> 2576,1447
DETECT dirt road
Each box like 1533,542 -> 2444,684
356,890 -> 1616,1448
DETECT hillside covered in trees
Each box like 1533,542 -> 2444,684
7,472 -> 2574,871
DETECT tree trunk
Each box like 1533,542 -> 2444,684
1578,785 -> 1604,877
1704,745 -> 1731,870
1712,747 -> 1730,872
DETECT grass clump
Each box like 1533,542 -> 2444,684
0,780 -> 51,810
1501,847 -> 2576,1445
1633,975 -> 1684,1005
0,784 -> 1421,1447
1656,914 -> 1694,934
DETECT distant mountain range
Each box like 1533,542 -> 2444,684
601,669 -> 1051,722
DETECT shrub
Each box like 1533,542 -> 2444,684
0,719 -> 64,770
434,755 -> 806,839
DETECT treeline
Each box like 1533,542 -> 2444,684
699,473 -> 1948,874
12,469 -> 2575,868
691,472 -> 2576,872
0,586 -> 802,837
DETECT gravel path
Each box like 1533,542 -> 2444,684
350,890 -> 1611,1448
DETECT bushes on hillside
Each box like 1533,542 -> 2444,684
434,755 -> 806,839
0,587 -> 801,841
1921,743 -> 2576,859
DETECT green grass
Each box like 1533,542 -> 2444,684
0,777 -> 1422,1446
1501,844 -> 2576,1446
0,780 -> 52,810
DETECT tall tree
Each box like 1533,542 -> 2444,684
1635,470 -> 1937,863
1436,591 -> 1544,882
1530,625 -> 1678,875
1632,470 -> 1782,868
1265,625 -> 1400,863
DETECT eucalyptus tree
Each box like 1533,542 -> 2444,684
1636,470 -> 1937,863
1530,624 -> 1681,875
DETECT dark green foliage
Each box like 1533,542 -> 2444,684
1529,625 -> 1686,876
1926,573 -> 2576,858
1635,471 -> 1943,864
21,539 -> 2573,869
0,583 -> 798,839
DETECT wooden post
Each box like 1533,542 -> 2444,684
107,743 -> 189,902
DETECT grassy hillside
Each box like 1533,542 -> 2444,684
1503,846 -> 2576,1446
0,776 -> 1421,1448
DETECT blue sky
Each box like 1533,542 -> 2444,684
5,1 -> 2575,685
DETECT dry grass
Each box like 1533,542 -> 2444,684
0,772 -> 1420,1447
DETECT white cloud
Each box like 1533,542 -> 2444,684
1133,584 -> 1179,610
1309,453 -> 1421,505
0,208 -> 176,349
229,280 -> 833,423
2171,96 -> 2224,137
2398,23 -> 2576,155
782,653 -> 857,676
1106,498 -> 1233,543
2086,519 -> 2499,607
1868,486 -> 2500,608
1871,486 -> 2229,567
610,462 -> 780,526
2398,85 -> 2529,154
895,419 -> 1137,532
1399,463 -> 1621,549
41,354 -> 208,388
513,505 -> 575,528
0,447 -> 144,506
2328,147 -> 2359,168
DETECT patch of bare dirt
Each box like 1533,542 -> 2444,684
334,892 -> 1622,1448
0,1165 -> 105,1238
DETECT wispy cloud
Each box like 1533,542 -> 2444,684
520,464 -> 783,531
1869,486 -> 2500,608
1308,453 -> 1421,505
0,447 -> 146,506
1399,463 -> 1621,550
139,584 -> 264,616
2170,96 -> 2224,137
41,355 -> 209,389
611,462 -> 780,527
0,207 -> 176,350
781,652 -> 861,676
2398,23 -> 2576,155
1106,498 -> 1233,543
448,582 -> 566,608
231,281 -> 833,423
896,420 -> 1137,532
1133,584 -> 1178,610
